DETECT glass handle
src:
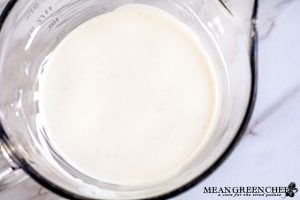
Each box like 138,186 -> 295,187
0,140 -> 27,191
0,0 -> 28,192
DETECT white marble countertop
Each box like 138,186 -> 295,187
1,0 -> 300,199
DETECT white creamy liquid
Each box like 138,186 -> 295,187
39,4 -> 218,185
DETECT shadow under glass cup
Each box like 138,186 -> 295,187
0,0 -> 258,199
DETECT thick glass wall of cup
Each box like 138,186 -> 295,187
0,0 -> 257,199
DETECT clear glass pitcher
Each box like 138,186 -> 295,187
0,0 -> 258,199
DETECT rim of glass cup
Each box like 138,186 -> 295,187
0,0 -> 259,199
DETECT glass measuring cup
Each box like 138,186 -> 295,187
0,0 -> 258,199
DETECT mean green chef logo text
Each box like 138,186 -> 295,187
203,182 -> 298,198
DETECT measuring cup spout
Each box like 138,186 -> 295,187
218,0 -> 257,33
